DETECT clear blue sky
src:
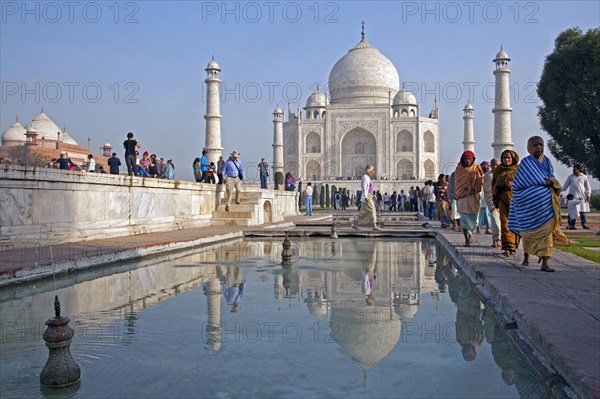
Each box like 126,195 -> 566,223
1,0 -> 598,186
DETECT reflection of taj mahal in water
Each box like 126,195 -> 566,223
200,238 -> 441,371
0,239 -> 441,374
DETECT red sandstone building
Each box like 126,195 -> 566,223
0,107 -> 111,169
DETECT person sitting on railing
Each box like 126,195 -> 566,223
285,172 -> 296,191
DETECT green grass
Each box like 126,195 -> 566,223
556,236 -> 600,263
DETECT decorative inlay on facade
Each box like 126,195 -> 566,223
338,120 -> 378,135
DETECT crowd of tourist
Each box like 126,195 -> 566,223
347,136 -> 592,272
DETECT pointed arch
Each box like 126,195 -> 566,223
306,160 -> 321,180
423,130 -> 435,153
305,131 -> 321,153
341,127 -> 376,178
396,130 -> 413,152
423,159 -> 435,181
396,159 -> 414,180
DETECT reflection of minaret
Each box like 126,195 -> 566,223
274,275 -> 284,310
272,105 -> 284,186
282,265 -> 300,308
204,277 -> 222,352
462,102 -> 475,152
492,47 -> 514,160
204,57 -> 223,165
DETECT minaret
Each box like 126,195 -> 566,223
272,105 -> 284,188
492,47 -> 514,160
204,57 -> 223,165
462,102 -> 475,152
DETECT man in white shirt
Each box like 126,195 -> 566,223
304,182 -> 313,216
562,164 -> 592,229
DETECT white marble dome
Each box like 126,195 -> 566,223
206,58 -> 220,70
328,37 -> 400,105
393,88 -> 417,105
61,127 -> 78,145
24,110 -> 62,141
22,109 -> 79,145
306,90 -> 328,108
495,49 -> 509,60
1,117 -> 26,145
273,105 -> 283,114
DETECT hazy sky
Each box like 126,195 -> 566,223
1,0 -> 598,187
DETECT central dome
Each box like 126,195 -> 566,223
328,35 -> 400,105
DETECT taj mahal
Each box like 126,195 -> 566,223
280,27 -> 440,181
204,25 -> 514,185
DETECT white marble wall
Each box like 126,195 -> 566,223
0,166 -> 297,247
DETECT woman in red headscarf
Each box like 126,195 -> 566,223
454,151 -> 483,246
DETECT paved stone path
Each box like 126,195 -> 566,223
0,212 -> 598,398
437,227 -> 599,399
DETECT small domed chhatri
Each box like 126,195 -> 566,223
206,56 -> 220,71
393,88 -> 417,106
306,89 -> 328,108
279,23 -> 440,182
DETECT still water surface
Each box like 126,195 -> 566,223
0,238 -> 549,398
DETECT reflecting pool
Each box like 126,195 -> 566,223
0,238 -> 550,398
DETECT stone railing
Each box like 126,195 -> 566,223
0,166 -> 298,248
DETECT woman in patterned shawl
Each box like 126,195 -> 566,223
454,151 -> 483,246
492,150 -> 520,257
508,137 -> 569,272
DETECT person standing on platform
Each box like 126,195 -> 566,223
484,158 -> 501,248
493,151 -> 520,256
351,165 -> 382,231
258,158 -> 269,189
562,164 -> 592,229
223,151 -> 245,212
200,149 -> 210,183
108,152 -> 121,175
123,132 -> 140,176
217,155 -> 225,185
304,182 -> 313,216
508,136 -> 569,271
455,151 -> 483,246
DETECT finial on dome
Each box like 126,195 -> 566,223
361,21 -> 365,39
15,114 -> 19,123
41,105 -> 45,113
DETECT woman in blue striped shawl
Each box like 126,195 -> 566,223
508,137 -> 569,271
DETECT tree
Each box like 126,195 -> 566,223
319,185 -> 325,207
537,27 -> 600,178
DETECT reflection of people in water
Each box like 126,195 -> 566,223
434,252 -> 452,292
450,271 -> 484,361
223,266 -> 245,313
426,242 -> 437,266
362,258 -> 377,306
482,309 -> 551,397
482,309 -> 515,384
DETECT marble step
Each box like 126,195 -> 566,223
212,210 -> 254,219
210,218 -> 254,226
